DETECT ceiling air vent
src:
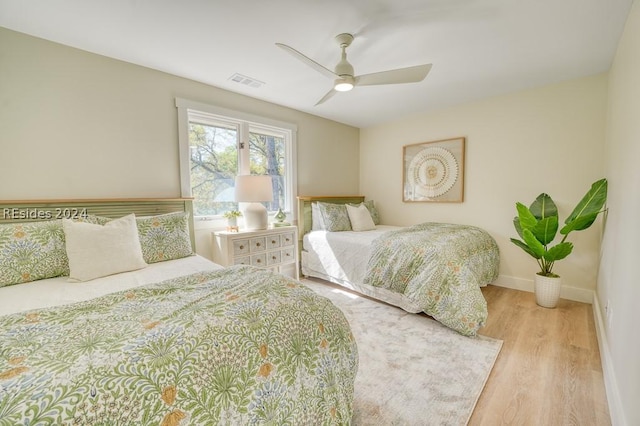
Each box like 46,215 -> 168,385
228,73 -> 264,89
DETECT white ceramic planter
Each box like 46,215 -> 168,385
534,274 -> 562,308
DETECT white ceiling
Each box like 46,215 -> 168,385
0,0 -> 633,128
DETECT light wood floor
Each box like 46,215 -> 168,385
469,285 -> 610,426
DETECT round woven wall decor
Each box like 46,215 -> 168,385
407,146 -> 459,198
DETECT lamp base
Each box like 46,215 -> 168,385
241,202 -> 268,231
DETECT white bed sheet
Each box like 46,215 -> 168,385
302,225 -> 422,312
0,255 -> 222,316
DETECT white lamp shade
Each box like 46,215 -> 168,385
234,175 -> 273,231
234,175 -> 273,202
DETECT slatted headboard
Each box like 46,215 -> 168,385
0,198 -> 196,250
296,195 -> 365,238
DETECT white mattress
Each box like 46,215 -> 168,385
0,255 -> 222,316
302,226 -> 422,312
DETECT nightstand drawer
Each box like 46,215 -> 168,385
267,235 -> 281,249
281,247 -> 295,263
251,253 -> 266,267
281,232 -> 295,246
266,251 -> 281,266
232,239 -> 250,256
233,256 -> 250,266
250,237 -> 267,252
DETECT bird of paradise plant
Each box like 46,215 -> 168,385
510,178 -> 608,277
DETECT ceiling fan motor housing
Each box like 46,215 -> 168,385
334,33 -> 355,77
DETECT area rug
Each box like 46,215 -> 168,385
303,279 -> 503,426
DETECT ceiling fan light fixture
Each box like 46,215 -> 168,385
334,76 -> 354,92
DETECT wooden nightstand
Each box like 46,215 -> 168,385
212,226 -> 299,279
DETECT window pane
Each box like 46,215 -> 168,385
189,122 -> 238,215
249,130 -> 286,211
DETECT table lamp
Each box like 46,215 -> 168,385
234,175 -> 273,230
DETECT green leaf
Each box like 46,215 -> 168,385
513,217 -> 524,239
515,202 -> 537,230
543,242 -> 573,261
522,229 -> 545,258
531,216 -> 558,245
510,238 -> 539,258
530,193 -> 557,220
564,178 -> 608,228
560,212 -> 598,235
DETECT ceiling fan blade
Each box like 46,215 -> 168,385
355,64 -> 432,86
275,43 -> 337,80
315,89 -> 337,106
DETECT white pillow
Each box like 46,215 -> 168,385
346,203 -> 376,232
63,214 -> 147,281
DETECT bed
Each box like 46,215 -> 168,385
298,196 -> 500,336
0,199 -> 358,425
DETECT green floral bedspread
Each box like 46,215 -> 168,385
363,223 -> 500,336
0,266 -> 358,425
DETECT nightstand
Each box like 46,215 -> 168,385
212,226 -> 299,279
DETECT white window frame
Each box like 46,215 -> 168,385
176,98 -> 297,219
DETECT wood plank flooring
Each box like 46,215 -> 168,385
469,285 -> 610,426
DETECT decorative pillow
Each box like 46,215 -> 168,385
136,211 -> 193,263
0,220 -> 69,287
363,200 -> 380,225
346,203 -> 376,232
317,202 -> 352,232
78,214 -> 111,225
349,200 -> 380,225
311,202 -> 326,231
63,214 -> 147,282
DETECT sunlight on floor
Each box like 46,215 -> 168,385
330,288 -> 360,299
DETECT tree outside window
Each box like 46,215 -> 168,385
187,116 -> 288,217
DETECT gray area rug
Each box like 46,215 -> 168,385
304,279 -> 502,426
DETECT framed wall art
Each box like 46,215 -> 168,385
403,137 -> 465,203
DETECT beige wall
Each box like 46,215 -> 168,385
360,74 -> 608,302
0,27 -> 359,257
599,1 -> 640,424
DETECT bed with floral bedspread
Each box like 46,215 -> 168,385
363,222 -> 500,336
0,265 -> 358,425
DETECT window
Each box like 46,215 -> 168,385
176,99 -> 296,218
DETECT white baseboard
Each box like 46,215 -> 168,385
492,274 -> 594,303
592,297 -> 626,426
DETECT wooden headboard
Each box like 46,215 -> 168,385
0,198 -> 196,250
296,195 -> 365,238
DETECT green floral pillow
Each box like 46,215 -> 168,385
317,202 -> 352,232
0,220 -> 69,287
136,212 -> 193,263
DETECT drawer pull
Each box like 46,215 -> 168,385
256,259 -> 261,263
272,256 -> 277,260
285,253 -> 290,257
239,245 -> 244,249
256,242 -> 261,247
271,240 -> 276,244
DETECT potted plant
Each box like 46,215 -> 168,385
223,210 -> 242,230
510,178 -> 608,308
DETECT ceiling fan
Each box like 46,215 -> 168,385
276,33 -> 432,106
